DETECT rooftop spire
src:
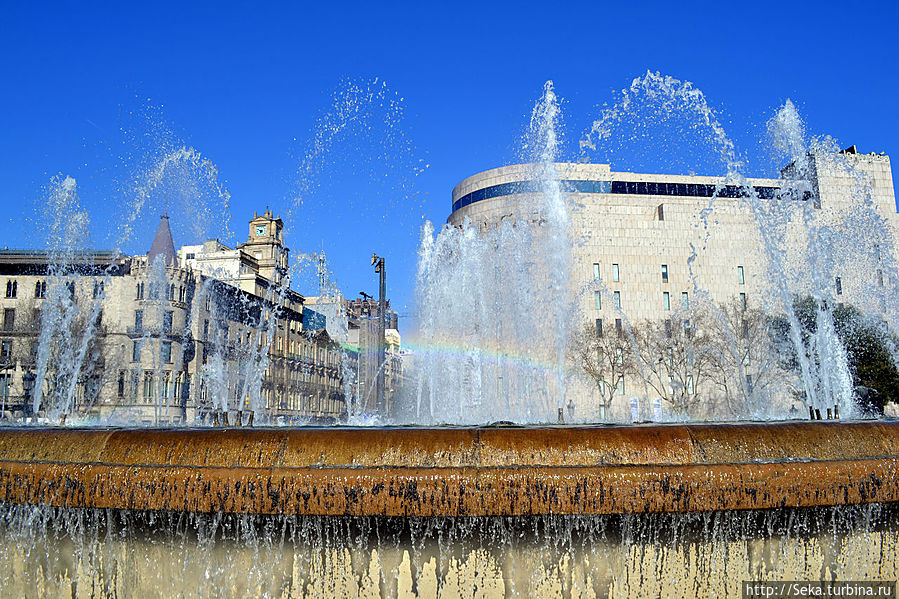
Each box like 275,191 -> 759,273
148,213 -> 176,266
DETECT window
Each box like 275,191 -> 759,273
737,266 -> 745,285
136,282 -> 144,300
835,277 -> 843,296
615,318 -> 623,336
661,264 -> 668,283
5,280 -> 16,298
613,291 -> 621,309
3,309 -> 14,332
0,374 -> 9,402
740,292 -> 747,310
92,280 -> 104,299
162,374 -> 171,398
665,319 -> 672,338
686,375 -> 695,395
0,340 -> 11,360
161,341 -> 172,363
595,318 -> 603,338
134,310 -> 143,331
179,286 -> 185,302
745,374 -> 753,394
663,292 -> 671,311
877,269 -> 884,287
592,263 -> 600,282
168,283 -> 176,301
657,204 -> 665,221
594,290 -> 602,310
615,347 -> 624,365
612,264 -> 620,282
34,280 -> 46,298
143,372 -> 153,399
681,292 -> 689,310
203,319 -> 209,339
130,371 -> 140,398
163,311 -> 173,333
616,376 -> 625,395
117,371 -> 125,397
186,253 -> 195,260
132,341 -> 142,362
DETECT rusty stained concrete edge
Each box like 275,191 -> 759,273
0,456 -> 897,517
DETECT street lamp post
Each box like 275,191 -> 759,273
371,254 -> 386,415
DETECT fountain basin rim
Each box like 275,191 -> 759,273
0,421 -> 897,516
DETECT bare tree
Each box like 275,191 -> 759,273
568,320 -> 638,419
705,298 -> 793,418
632,307 -> 717,417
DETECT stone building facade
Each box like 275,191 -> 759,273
448,149 -> 897,420
0,211 -> 346,424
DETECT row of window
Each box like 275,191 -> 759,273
136,281 -> 186,303
133,310 -> 174,334
834,271 -> 886,296
5,280 -> 45,299
117,369 -> 189,399
132,339 -> 174,363
594,288 -> 745,312
590,265 -> 746,312
451,179 -> 780,213
591,263 -> 745,285
4,279 -> 101,300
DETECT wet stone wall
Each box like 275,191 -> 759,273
0,504 -> 896,598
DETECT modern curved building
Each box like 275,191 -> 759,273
450,162 -> 782,321
445,152 -> 897,420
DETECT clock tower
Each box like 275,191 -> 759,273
239,210 -> 288,285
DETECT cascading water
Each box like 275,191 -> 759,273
415,218 -> 546,423
30,176 -> 109,423
528,81 -> 571,419
414,81 -> 574,424
1,504 -> 896,598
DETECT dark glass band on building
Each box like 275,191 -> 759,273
451,179 -> 779,214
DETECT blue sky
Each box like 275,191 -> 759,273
1,1 -> 897,334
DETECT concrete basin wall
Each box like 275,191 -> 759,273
0,421 -> 897,516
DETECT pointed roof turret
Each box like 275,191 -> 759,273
148,212 -> 177,266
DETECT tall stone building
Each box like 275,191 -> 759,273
0,211 -> 346,424
447,148 -> 897,420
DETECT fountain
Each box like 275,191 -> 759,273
1,75 -> 898,596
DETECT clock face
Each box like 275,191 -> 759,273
255,225 -> 266,236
